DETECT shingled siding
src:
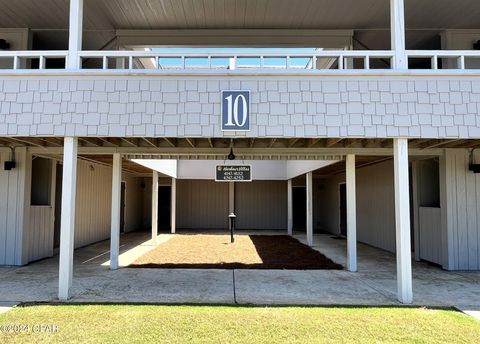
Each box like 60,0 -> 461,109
0,74 -> 479,138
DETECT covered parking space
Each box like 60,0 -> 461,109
50,136 -> 418,303
3,136 -> 478,305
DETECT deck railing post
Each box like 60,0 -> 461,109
68,0 -> 83,69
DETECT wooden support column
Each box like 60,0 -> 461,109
58,137 -> 78,300
306,172 -> 313,246
391,0 -> 407,69
151,171 -> 159,244
346,154 -> 357,272
68,0 -> 83,69
110,154 -> 121,270
171,178 -> 176,234
287,179 -> 293,236
394,138 -> 413,304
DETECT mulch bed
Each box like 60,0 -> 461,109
129,234 -> 343,270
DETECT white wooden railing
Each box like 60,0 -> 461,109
78,50 -> 395,71
0,50 -> 69,70
407,50 -> 480,70
1,50 -> 480,72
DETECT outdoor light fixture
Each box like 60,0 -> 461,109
469,148 -> 480,173
4,147 -> 16,171
0,39 -> 10,50
228,139 -> 236,160
474,40 -> 480,50
228,147 -> 236,160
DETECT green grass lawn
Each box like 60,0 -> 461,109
0,305 -> 479,343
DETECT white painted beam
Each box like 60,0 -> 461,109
58,137 -> 78,300
287,179 -> 293,236
68,0 -> 83,69
394,138 -> 413,304
391,0 -> 407,69
306,172 -> 313,246
346,154 -> 357,272
110,153 -> 121,270
171,178 -> 176,234
151,171 -> 159,244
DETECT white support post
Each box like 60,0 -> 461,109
346,155 -> 357,272
151,171 -> 159,244
306,172 -> 313,246
68,0 -> 83,69
171,178 -> 176,234
394,138 -> 413,304
58,137 -> 78,300
110,154 -> 122,270
390,0 -> 407,69
287,179 -> 293,236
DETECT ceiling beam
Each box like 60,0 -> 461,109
288,138 -> 300,147
185,138 -> 196,148
120,138 -> 138,147
79,138 -> 102,147
326,138 -> 343,147
163,138 -> 177,147
142,138 -> 157,148
420,139 -> 461,149
307,138 -> 322,148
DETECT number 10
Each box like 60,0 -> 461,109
224,94 -> 248,127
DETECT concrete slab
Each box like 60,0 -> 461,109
0,231 -> 478,307
457,308 -> 480,320
234,270 -> 397,305
0,302 -> 17,314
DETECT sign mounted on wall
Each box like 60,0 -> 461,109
215,165 -> 252,182
221,90 -> 250,131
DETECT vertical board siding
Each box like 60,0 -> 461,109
316,160 -> 396,253
418,207 -> 442,265
235,181 -> 288,230
176,180 -> 229,229
74,160 -> 112,248
28,206 -> 53,262
445,149 -> 480,270
356,160 -> 396,253
124,176 -> 145,232
0,148 -> 27,266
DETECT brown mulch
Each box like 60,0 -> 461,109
129,234 -> 343,270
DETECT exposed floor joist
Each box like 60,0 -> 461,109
0,137 -> 479,151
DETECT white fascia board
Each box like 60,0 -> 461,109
131,159 -> 177,178
286,160 -> 339,180
177,160 -> 287,180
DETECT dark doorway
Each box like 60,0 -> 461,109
292,187 -> 306,231
158,186 -> 171,231
53,163 -> 62,249
339,183 -> 347,236
120,182 -> 126,233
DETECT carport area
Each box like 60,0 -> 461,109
0,230 -> 479,307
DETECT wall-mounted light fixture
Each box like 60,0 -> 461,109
0,39 -> 10,50
474,40 -> 480,50
469,148 -> 480,173
4,147 -> 16,171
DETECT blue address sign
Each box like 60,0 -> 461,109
221,90 -> 250,131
